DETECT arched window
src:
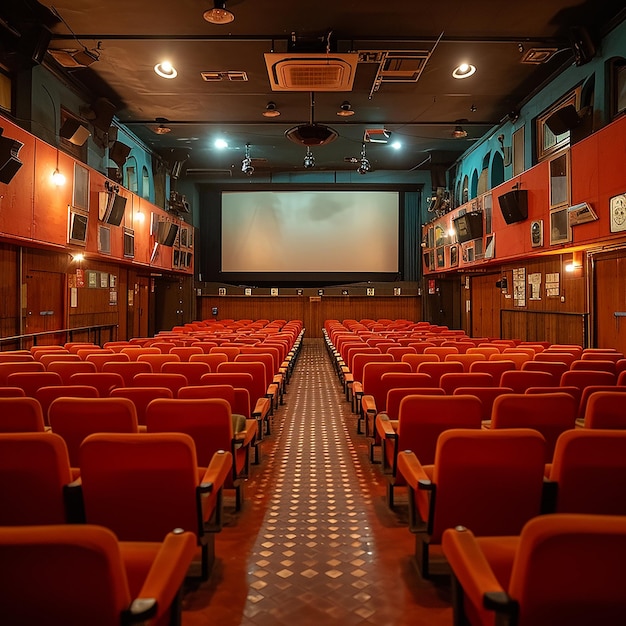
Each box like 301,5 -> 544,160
491,151 -> 505,188
470,170 -> 478,199
142,166 -> 151,199
461,175 -> 469,204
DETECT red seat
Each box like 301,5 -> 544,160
68,372 -> 125,396
499,370 -> 556,393
0,396 -> 46,432
6,371 -> 63,397
101,361 -> 152,386
439,372 -> 494,395
583,390 -> 626,428
110,386 -> 173,426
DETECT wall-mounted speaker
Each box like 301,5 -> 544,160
570,26 -> 596,67
530,219 -> 543,247
59,118 -> 91,146
0,135 -> 24,184
109,141 -> 131,169
498,189 -> 528,224
83,98 -> 116,133
545,105 -> 581,136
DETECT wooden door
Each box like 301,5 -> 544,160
593,250 -> 626,352
470,273 -> 502,339
23,270 -> 65,343
131,276 -> 150,339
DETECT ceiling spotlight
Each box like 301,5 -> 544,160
154,61 -> 177,79
214,138 -> 228,149
303,147 -> 315,169
241,143 -> 254,176
262,102 -> 281,118
452,62 -> 476,79
203,0 -> 235,24
337,101 -> 355,117
357,144 -> 370,175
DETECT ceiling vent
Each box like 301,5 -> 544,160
264,53 -> 359,91
520,48 -> 558,64
201,70 -> 248,81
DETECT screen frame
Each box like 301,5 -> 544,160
198,184 -> 410,287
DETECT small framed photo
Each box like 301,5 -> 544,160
270,287 -> 279,296
218,287 -> 226,296
450,245 -> 458,267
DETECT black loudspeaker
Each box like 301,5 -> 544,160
84,98 -> 116,133
545,105 -> 581,136
109,141 -> 131,169
498,189 -> 528,224
0,136 -> 24,184
570,26 -> 596,67
59,118 -> 91,146
430,164 -> 447,190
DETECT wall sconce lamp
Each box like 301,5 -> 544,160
564,251 -> 583,272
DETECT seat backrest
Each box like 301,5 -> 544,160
570,359 -> 617,374
235,354 -> 274,386
0,386 -> 25,397
581,350 -> 624,363
521,359 -> 569,380
35,385 -> 100,426
424,346 -> 459,359
6,371 -> 64,397
189,352 -> 228,370
397,394 -> 484,465
469,359 -> 516,379
549,430 -> 626,514
508,514 -> 626,626
533,351 -> 577,366
102,360 -> 152,386
583,390 -> 626,428
79,432 -> 202,541
361,361 -> 411,404
430,428 -> 546,542
488,352 -> 530,369
491,392 -> 577,461
209,345 -> 241,361
49,397 -> 139,465
217,361 -> 268,400
0,361 -> 45,385
0,396 -> 46,432
0,432 -> 72,524
46,360 -> 97,384
444,353 -> 487,372
161,361 -> 210,386
136,353 -> 182,372
120,346 -> 161,360
439,372 -> 494,395
131,372 -> 189,395
110,386 -> 173,425
416,361 -> 464,385
200,373 -> 254,417
500,370 -> 556,393
453,386 -> 514,421
0,524 -> 135,625
146,397 -> 233,466
401,353 -> 440,372
68,372 -> 125,397
560,369 -> 616,389
178,384 -> 249,418
85,352 -> 130,371
38,353 -> 81,367
385,387 -> 445,420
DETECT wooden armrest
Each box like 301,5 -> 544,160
376,415 -> 397,439
352,381 -> 363,395
200,449 -> 233,491
234,420 -> 258,446
252,397 -> 271,420
442,526 -> 512,616
123,528 -> 196,624
361,394 -> 377,415
396,450 -> 430,490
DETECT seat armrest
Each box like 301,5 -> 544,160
123,529 -> 196,624
252,397 -> 271,420
234,419 -> 258,446
442,526 -> 512,619
201,449 -> 233,491
361,394 -> 377,415
396,450 -> 429,490
376,415 -> 397,439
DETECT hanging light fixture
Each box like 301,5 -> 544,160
203,0 -> 235,24
262,102 -> 281,118
357,144 -> 370,175
337,101 -> 355,117
303,147 -> 315,168
241,143 -> 254,176
285,92 -> 338,146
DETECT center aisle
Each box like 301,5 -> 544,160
182,337 -> 451,626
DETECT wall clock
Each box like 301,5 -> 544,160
610,193 -> 626,233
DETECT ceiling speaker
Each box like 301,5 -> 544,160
59,118 -> 91,146
83,98 -> 116,132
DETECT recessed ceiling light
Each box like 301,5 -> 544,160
214,138 -> 228,149
391,141 -> 402,150
452,63 -> 476,79
154,61 -> 177,79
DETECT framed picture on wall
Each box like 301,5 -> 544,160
550,207 -> 571,245
436,247 -> 445,268
450,245 -> 458,267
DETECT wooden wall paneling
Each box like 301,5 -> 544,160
32,140 -> 72,246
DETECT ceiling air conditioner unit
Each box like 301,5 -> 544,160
264,53 -> 359,91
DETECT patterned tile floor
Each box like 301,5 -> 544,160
182,338 -> 452,626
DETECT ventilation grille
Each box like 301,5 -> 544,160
264,53 -> 359,91
520,48 -> 558,64
200,71 -> 248,81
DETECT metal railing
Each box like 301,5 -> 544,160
0,324 -> 118,351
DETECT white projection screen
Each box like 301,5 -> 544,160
221,190 -> 399,273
